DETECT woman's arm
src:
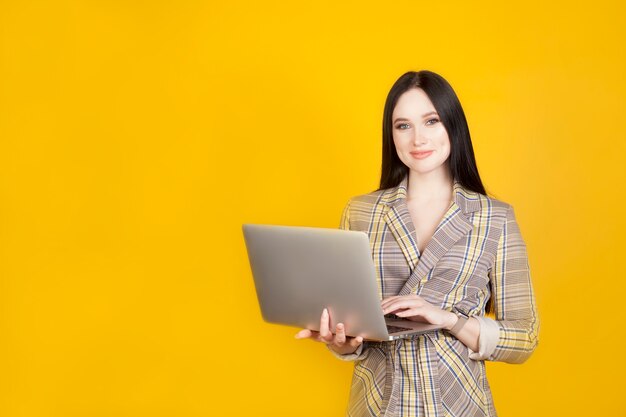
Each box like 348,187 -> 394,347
484,204 -> 540,364
441,313 -> 480,352
382,297 -> 482,353
327,199 -> 367,361
317,198 -> 370,361
383,205 -> 539,363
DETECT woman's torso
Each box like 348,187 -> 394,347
341,176 -> 510,417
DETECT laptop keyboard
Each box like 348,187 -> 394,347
386,324 -> 415,333
384,313 -> 415,333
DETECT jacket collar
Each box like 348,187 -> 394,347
380,174 -> 481,296
381,174 -> 482,215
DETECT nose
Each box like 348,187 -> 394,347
413,131 -> 427,146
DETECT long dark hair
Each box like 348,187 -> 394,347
378,70 -> 494,315
378,70 -> 487,196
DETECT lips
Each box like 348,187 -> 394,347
410,150 -> 434,159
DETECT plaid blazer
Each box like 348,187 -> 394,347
331,174 -> 540,417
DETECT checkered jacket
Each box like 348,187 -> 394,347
329,175 -> 540,417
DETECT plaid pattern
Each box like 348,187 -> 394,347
336,175 -> 540,417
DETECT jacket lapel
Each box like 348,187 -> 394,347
381,174 -> 481,296
382,176 -> 421,272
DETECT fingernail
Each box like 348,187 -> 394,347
323,308 -> 328,315
337,323 -> 343,328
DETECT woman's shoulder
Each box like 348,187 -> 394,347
458,187 -> 523,230
344,188 -> 389,212
472,190 -> 513,212
457,186 -> 515,218
348,189 -> 386,202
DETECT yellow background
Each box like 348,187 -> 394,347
1,1 -> 624,416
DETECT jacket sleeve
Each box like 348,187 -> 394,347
327,198 -> 370,362
485,204 -> 540,364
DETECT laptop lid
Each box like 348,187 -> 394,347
242,223 -> 442,341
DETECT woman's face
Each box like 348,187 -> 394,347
391,88 -> 451,177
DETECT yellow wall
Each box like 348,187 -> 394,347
1,1 -> 624,415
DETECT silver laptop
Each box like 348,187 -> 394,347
242,223 -> 443,341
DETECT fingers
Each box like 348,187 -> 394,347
382,297 -> 424,314
331,322 -> 364,354
395,308 -> 421,317
295,328 -> 319,340
295,309 -> 366,350
380,296 -> 399,311
295,318 -> 365,354
334,323 -> 346,345
295,308 -> 332,343
348,335 -> 364,349
381,294 -> 420,312
294,329 -> 311,339
380,295 -> 402,305
319,308 -> 332,342
394,306 -> 438,324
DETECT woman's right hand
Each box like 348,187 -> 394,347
294,308 -> 364,355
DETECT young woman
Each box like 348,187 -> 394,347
295,70 -> 540,417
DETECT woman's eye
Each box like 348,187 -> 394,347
395,123 -> 410,130
426,118 -> 439,125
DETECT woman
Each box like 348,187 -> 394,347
295,70 -> 540,417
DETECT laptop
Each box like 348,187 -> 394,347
242,223 -> 444,341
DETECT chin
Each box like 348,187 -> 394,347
409,163 -> 440,174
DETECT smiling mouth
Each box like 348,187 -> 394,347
410,150 -> 434,159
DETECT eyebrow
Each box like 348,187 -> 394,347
393,111 -> 438,123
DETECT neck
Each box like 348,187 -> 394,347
406,166 -> 454,204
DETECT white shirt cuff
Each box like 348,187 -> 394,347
468,316 -> 500,361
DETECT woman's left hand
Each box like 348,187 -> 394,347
381,294 -> 456,329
